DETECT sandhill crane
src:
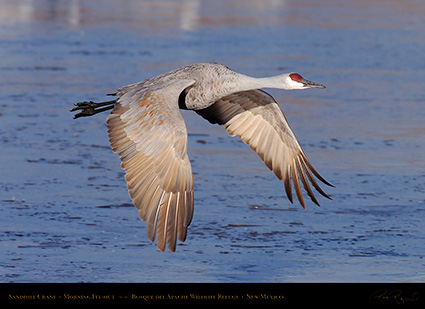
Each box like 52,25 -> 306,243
71,62 -> 333,252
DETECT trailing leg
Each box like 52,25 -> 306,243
70,100 -> 116,119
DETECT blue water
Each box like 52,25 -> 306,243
1,0 -> 424,283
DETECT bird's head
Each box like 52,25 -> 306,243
286,73 -> 326,90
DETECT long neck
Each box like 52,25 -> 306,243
230,73 -> 289,92
185,72 -> 289,110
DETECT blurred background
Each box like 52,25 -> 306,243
1,0 -> 424,282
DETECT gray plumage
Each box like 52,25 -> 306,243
71,62 -> 332,252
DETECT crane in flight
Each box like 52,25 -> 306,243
71,62 -> 333,252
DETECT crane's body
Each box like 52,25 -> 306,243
71,62 -> 332,252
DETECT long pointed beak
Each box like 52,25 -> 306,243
303,78 -> 326,89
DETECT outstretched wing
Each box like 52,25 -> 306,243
107,79 -> 196,252
196,89 -> 332,208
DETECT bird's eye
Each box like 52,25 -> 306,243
289,73 -> 303,82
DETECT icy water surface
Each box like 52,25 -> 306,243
1,0 -> 424,283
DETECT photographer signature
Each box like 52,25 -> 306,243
369,289 -> 420,305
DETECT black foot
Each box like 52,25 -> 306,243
70,100 -> 115,119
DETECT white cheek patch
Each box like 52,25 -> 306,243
286,76 -> 305,89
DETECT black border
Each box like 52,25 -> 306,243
2,283 -> 424,306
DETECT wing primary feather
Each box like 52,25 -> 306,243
137,178 -> 161,220
295,156 -> 320,206
177,193 -> 187,242
156,194 -> 170,252
157,193 -> 173,252
146,191 -> 165,243
299,155 -> 332,200
183,191 -> 194,227
284,165 -> 293,204
302,154 -> 334,188
291,158 -> 305,209
167,192 -> 180,252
